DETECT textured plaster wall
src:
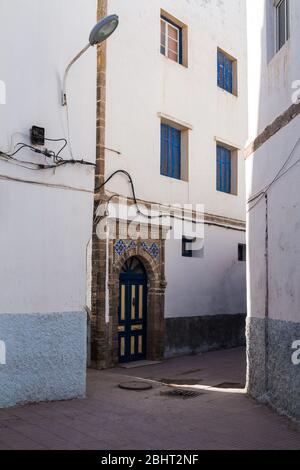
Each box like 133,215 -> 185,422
246,0 -> 300,422
0,312 -> 87,408
247,317 -> 300,423
165,313 -> 246,358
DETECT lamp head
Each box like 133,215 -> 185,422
89,14 -> 119,46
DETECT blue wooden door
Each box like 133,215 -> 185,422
118,257 -> 147,363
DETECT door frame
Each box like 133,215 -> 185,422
107,244 -> 167,368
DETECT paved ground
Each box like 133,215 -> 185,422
0,348 -> 299,450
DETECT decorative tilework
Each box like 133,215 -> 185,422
142,242 -> 160,259
115,240 -> 160,258
115,240 -> 127,256
128,240 -> 137,251
115,240 -> 137,256
141,242 -> 148,252
150,243 -> 160,258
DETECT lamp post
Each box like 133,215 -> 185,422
62,14 -> 119,106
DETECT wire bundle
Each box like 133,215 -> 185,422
0,137 -> 95,171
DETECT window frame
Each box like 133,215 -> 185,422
160,15 -> 183,65
217,48 -> 238,96
160,123 -> 182,180
216,144 -> 232,194
275,0 -> 289,52
216,142 -> 239,196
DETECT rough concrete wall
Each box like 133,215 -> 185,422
247,317 -> 300,423
165,314 -> 246,358
0,312 -> 87,408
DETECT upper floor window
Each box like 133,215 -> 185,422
161,123 -> 181,180
217,49 -> 237,95
276,0 -> 289,52
238,244 -> 247,262
216,143 -> 238,195
217,144 -> 231,194
161,16 -> 182,64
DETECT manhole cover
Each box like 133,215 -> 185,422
215,382 -> 245,389
119,381 -> 153,391
160,389 -> 203,399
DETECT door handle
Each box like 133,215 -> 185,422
132,298 -> 136,307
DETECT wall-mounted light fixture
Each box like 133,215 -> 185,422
62,14 -> 119,106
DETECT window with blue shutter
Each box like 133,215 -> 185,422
217,144 -> 232,194
217,50 -> 233,94
161,124 -> 181,180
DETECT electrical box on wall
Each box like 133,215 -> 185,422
31,126 -> 45,146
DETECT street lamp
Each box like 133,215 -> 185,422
62,14 -> 119,106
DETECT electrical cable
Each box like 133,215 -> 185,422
247,137 -> 300,213
44,138 -> 68,162
0,139 -> 95,170
94,169 -> 245,230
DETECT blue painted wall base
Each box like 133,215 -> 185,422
0,312 -> 87,408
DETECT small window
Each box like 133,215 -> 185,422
238,244 -> 246,262
182,237 -> 204,258
182,237 -> 196,258
276,0 -> 289,52
161,123 -> 181,180
161,16 -> 182,64
217,49 -> 237,95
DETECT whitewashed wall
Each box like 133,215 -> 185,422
247,0 -> 300,326
104,0 -> 248,322
104,0 -> 248,222
165,226 -> 247,319
246,0 -> 300,421
0,0 -> 97,407
0,0 -> 97,314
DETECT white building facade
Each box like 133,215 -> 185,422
0,0 -> 98,407
246,0 -> 300,422
91,0 -> 248,368
0,0 -> 249,408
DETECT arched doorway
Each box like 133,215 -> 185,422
118,257 -> 148,363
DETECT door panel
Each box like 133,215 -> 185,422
118,278 -> 147,363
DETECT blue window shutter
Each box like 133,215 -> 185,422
218,51 -> 233,94
217,145 -> 231,193
217,51 -> 223,89
161,124 -> 169,176
161,124 -> 181,180
171,127 -> 181,179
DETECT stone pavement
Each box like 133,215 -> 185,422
0,348 -> 299,450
